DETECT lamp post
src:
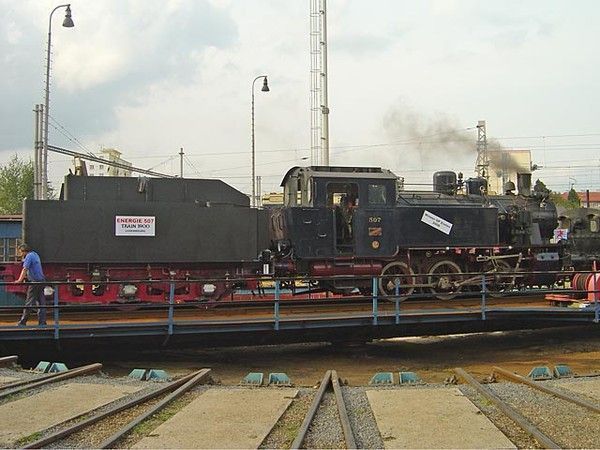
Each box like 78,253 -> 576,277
42,4 -> 74,200
251,75 -> 269,207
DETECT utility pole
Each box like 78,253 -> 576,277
475,120 -> 489,180
310,0 -> 330,166
33,104 -> 44,200
256,175 -> 262,207
179,147 -> 184,178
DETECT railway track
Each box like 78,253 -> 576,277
18,368 -> 212,449
291,370 -> 356,449
455,366 -> 600,449
0,363 -> 103,400
2,354 -> 598,448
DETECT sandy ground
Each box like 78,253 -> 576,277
96,325 -> 600,386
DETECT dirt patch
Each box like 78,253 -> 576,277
96,325 -> 600,386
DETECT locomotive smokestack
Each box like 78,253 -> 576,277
517,173 -> 532,196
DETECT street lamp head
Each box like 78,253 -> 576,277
62,5 -> 74,28
261,77 -> 270,92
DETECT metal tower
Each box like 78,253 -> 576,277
475,120 -> 489,179
309,0 -> 330,166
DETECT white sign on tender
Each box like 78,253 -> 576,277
115,215 -> 156,236
421,210 -> 453,235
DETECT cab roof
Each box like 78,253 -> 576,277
280,166 -> 398,187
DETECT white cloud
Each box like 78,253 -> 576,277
2,0 -> 600,194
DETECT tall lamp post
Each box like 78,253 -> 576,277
42,4 -> 74,200
251,75 -> 269,207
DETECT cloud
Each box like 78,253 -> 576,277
0,0 -> 238,153
332,33 -> 396,56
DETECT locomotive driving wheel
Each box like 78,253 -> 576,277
379,261 -> 416,300
486,259 -> 515,298
427,260 -> 463,300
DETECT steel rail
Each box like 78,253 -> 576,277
0,371 -> 62,392
98,368 -> 211,449
23,370 -> 201,449
0,355 -> 18,366
291,370 -> 332,449
493,366 -> 600,414
0,363 -> 102,400
454,368 -> 560,449
331,370 -> 356,449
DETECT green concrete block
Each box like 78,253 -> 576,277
554,364 -> 573,378
268,373 -> 291,385
48,362 -> 69,373
241,372 -> 264,386
128,369 -> 148,380
527,366 -> 553,380
369,372 -> 394,385
146,369 -> 170,381
399,371 -> 421,384
34,361 -> 51,373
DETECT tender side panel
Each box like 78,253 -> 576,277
24,200 -> 269,264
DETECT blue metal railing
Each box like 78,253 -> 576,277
0,267 -> 598,340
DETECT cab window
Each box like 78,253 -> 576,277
368,184 -> 387,205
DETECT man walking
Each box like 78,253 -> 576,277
14,244 -> 46,326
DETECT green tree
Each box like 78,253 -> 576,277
0,155 -> 34,214
567,187 -> 581,207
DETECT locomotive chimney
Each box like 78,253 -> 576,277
517,173 -> 532,196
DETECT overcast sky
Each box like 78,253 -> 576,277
2,0 -> 599,195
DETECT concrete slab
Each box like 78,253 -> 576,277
0,376 -> 19,384
367,387 -> 516,449
133,387 -> 298,449
559,379 -> 600,401
0,382 -> 141,445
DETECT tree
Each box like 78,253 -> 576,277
533,179 -> 550,195
0,155 -> 34,214
567,187 -> 581,207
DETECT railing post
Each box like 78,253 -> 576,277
481,273 -> 486,321
274,279 -> 280,331
593,262 -> 598,324
372,277 -> 378,326
168,281 -> 174,335
53,284 -> 59,340
394,278 -> 400,325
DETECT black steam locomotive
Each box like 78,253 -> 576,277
270,166 -> 561,299
3,165 -> 563,303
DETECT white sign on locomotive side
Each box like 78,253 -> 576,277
115,216 -> 156,236
421,210 -> 453,235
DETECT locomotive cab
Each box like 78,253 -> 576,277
272,166 -> 398,258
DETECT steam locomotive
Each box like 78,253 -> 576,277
270,166 -> 561,299
2,165 -> 563,304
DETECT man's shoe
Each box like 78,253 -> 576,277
38,323 -> 48,327
16,321 -> 26,327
